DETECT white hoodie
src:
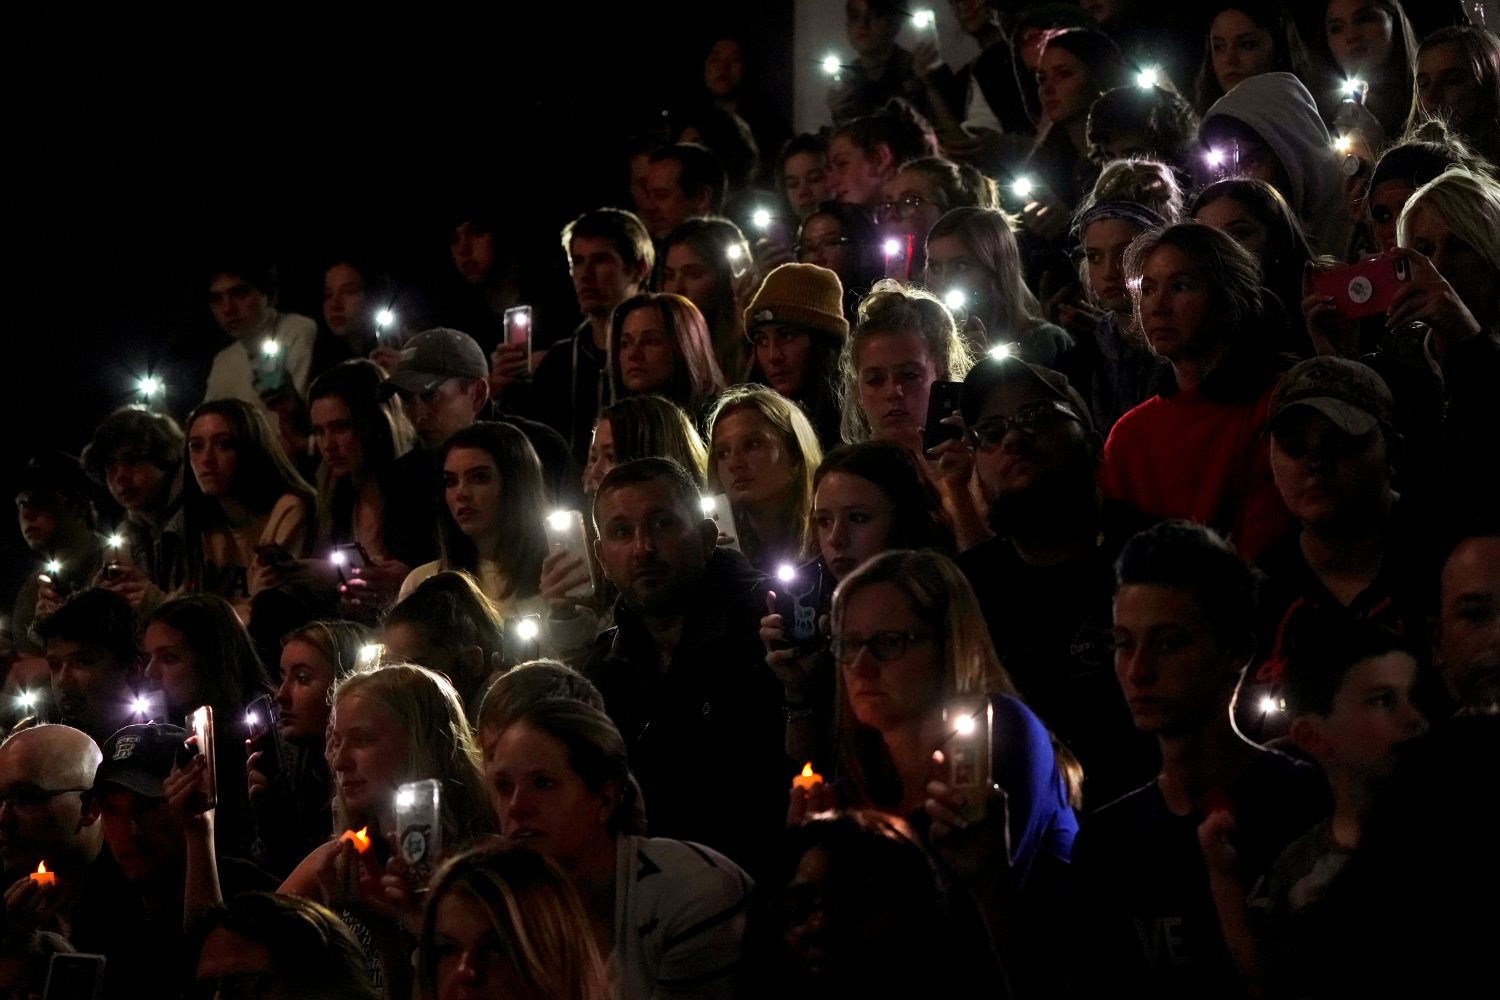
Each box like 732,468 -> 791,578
1202,72 -> 1352,256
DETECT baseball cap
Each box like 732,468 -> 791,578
1270,357 -> 1394,437
383,328 -> 488,396
961,355 -> 1094,432
93,723 -> 189,799
743,263 -> 849,341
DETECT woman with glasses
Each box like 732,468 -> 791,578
793,201 -> 883,324
925,206 -> 1073,366
876,157 -> 996,276
805,550 -> 1078,974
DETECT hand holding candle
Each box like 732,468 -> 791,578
340,826 -> 372,854
792,762 -> 824,792
29,861 -> 56,888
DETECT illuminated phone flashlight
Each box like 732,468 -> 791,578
107,533 -> 124,549
726,243 -> 745,264
44,560 -> 61,575
136,374 -> 163,398
329,549 -> 346,567
822,53 -> 842,76
15,690 -> 36,711
513,617 -> 540,642
1342,77 -> 1368,99
1259,695 -> 1283,714
1011,176 -> 1035,200
261,338 -> 281,359
245,708 -> 259,730
776,563 -> 797,584
547,510 -> 573,533
751,207 -> 772,231
1204,147 -> 1226,168
988,343 -> 1012,361
1135,65 -> 1161,89
375,308 -> 396,330
1333,134 -> 1354,155
395,785 -> 416,809
944,288 -> 968,312
911,8 -> 935,28
953,710 -> 977,736
358,643 -> 384,665
882,237 -> 904,258
131,694 -> 151,717
700,496 -> 718,515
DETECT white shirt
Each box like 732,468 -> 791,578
203,309 -> 317,409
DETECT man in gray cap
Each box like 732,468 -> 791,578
384,327 -> 578,503
957,354 -> 1155,804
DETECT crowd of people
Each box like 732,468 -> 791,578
8,1 -> 1500,997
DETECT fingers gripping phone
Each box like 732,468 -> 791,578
773,561 -> 829,653
396,778 -> 443,889
544,510 -> 595,599
923,380 -> 964,451
244,694 -> 282,782
187,705 -> 217,809
505,306 -> 533,374
1310,254 -> 1412,322
942,695 -> 993,823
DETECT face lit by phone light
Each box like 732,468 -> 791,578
1134,245 -> 1219,364
187,413 -> 238,499
443,446 -> 503,544
142,621 -> 203,722
328,692 -> 411,820
582,419 -> 616,497
835,581 -> 942,733
322,263 -> 371,338
276,638 -> 337,746
814,471 -> 897,581
854,331 -> 938,452
711,407 -> 799,510
1401,199 -> 1500,327
311,394 -> 362,479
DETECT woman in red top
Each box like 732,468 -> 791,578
1100,222 -> 1293,560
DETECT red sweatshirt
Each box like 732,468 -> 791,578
1099,378 -> 1292,562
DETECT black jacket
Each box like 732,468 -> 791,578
582,548 -> 785,875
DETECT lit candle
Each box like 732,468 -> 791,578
340,826 -> 372,853
30,861 -> 56,888
792,762 -> 823,792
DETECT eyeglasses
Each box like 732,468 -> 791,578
875,195 -> 941,223
0,785 -> 91,809
829,631 -> 933,664
969,400 -> 1082,448
794,236 -> 852,260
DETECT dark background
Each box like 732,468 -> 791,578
3,2 -> 794,582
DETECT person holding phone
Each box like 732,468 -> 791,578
180,400 -> 315,625
925,207 -> 1072,366
761,441 -> 956,768
480,697 -> 751,1000
705,385 -> 823,574
606,293 -> 726,415
1025,29 -> 1131,221
813,549 -> 1078,988
279,663 -> 493,1000
305,360 -> 438,617
247,619 -> 374,876
142,595 -> 273,861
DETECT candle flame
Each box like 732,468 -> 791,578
35,861 -> 47,875
801,762 -> 815,778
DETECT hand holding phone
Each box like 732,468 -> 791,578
700,494 -> 742,553
543,511 -> 595,599
244,695 -> 282,783
923,380 -> 964,451
187,706 -> 217,809
940,696 -> 993,824
395,779 -> 443,889
1308,253 -> 1412,322
771,561 -> 829,654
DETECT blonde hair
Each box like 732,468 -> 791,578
705,385 -> 823,562
418,845 -> 610,1000
1398,167 -> 1500,282
1078,157 -> 1185,221
830,550 -> 1013,809
840,280 -> 975,443
328,663 -> 494,846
